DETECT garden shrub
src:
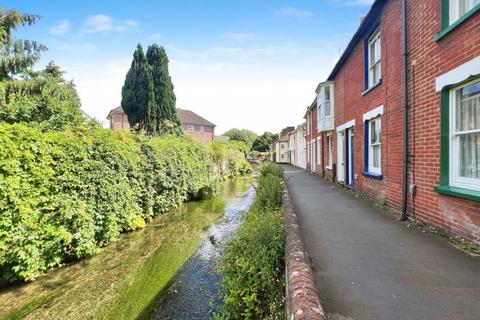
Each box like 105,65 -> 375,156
0,123 -> 249,282
217,164 -> 285,320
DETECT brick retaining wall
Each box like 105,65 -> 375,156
283,185 -> 326,320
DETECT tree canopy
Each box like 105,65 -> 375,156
0,8 -> 47,79
121,44 -> 182,136
223,128 -> 258,149
0,61 -> 84,130
0,9 -> 83,130
251,131 -> 279,152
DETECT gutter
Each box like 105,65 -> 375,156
401,0 -> 409,221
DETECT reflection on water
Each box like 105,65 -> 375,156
0,176 -> 253,320
149,186 -> 255,320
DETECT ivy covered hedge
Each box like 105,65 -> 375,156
217,164 -> 285,320
0,123 -> 250,282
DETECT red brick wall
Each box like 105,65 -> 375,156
183,125 -> 214,143
407,0 -> 480,242
327,0 -> 480,243
331,0 -> 404,209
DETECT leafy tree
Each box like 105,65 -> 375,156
251,131 -> 279,152
146,44 -> 182,135
0,61 -> 83,130
223,128 -> 258,149
0,8 -> 47,79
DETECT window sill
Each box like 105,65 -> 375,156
433,4 -> 480,42
362,171 -> 383,180
362,79 -> 382,96
326,166 -> 332,170
434,184 -> 480,202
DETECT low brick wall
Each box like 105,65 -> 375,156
283,185 -> 326,320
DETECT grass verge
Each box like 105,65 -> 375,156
216,164 -> 285,320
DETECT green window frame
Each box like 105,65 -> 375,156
434,75 -> 480,202
434,0 -> 480,42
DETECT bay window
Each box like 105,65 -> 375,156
316,82 -> 334,131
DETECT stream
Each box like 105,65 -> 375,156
148,180 -> 255,319
0,176 -> 254,320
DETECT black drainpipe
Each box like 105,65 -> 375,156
401,0 -> 409,221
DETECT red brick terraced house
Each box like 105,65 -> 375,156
308,0 -> 480,243
177,108 -> 216,143
107,107 -> 216,144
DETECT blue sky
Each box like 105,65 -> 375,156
6,0 -> 373,134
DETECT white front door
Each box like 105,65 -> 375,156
337,131 -> 345,183
310,141 -> 316,172
346,129 -> 354,186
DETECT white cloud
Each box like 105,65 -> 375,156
149,33 -> 162,40
81,14 -> 140,34
274,7 -> 314,18
61,41 -> 332,135
49,20 -> 70,36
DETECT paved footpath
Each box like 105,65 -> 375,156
282,164 -> 480,320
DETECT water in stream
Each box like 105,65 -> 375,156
149,181 -> 255,319
0,176 -> 254,320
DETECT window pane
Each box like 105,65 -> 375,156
370,120 -> 376,144
373,145 -> 380,168
325,101 -> 331,117
459,132 -> 480,179
325,86 -> 331,101
456,81 -> 480,132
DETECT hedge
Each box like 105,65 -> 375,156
0,123 -> 250,282
216,164 -> 285,319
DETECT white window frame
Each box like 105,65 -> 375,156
367,28 -> 381,89
367,117 -> 382,175
317,82 -> 335,132
449,0 -> 480,25
187,124 -> 195,132
449,78 -> 480,191
200,126 -> 205,133
326,134 -> 333,169
316,137 -> 322,165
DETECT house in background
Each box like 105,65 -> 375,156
107,106 -> 131,131
106,106 -> 216,143
177,108 -> 215,143
271,126 -> 295,163
288,123 -> 307,169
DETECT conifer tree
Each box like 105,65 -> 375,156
121,44 -> 154,131
0,8 -> 47,79
146,44 -> 182,135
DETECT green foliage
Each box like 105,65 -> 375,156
223,128 -> 258,149
121,44 -> 182,136
146,44 -> 182,136
251,131 -> 278,152
0,123 -> 249,282
0,8 -> 47,79
0,62 -> 84,130
217,164 -> 285,320
121,44 -> 151,129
